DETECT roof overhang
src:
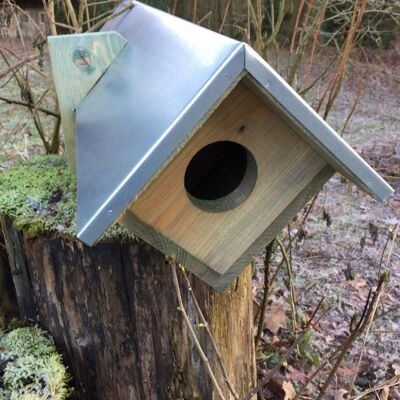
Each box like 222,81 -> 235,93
74,2 -> 393,245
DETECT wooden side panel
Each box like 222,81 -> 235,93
121,164 -> 334,291
48,32 -> 127,172
128,81 -> 327,275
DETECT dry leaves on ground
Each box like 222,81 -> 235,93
264,301 -> 289,335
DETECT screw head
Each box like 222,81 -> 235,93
73,48 -> 94,73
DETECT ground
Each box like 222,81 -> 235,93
253,45 -> 400,398
0,39 -> 399,399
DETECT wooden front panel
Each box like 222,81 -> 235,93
128,81 -> 326,275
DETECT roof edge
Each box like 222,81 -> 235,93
244,44 -> 394,202
77,43 -> 246,245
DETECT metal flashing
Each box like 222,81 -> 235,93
243,45 -> 393,202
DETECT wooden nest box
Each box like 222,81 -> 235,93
49,2 -> 393,291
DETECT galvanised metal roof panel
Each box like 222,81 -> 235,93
243,45 -> 393,202
76,2 -> 393,245
76,2 -> 244,244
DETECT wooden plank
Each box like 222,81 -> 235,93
48,32 -> 127,172
120,164 -> 334,291
128,81 -> 327,275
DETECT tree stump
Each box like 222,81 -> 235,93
0,224 -> 19,328
1,216 -> 256,399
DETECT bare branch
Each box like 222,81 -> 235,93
170,262 -> 227,400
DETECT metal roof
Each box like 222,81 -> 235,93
76,1 -> 393,245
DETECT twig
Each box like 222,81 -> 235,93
306,295 -> 325,329
0,49 -> 50,152
341,64 -> 369,137
378,222 -> 400,275
219,0 -> 231,33
87,2 -> 134,32
0,54 -> 40,80
64,0 -> 80,30
293,347 -> 342,400
303,1 -> 328,88
289,0 -> 305,54
180,268 -> 239,400
316,272 -> 389,400
87,0 -> 119,6
276,238 -> 298,332
347,286 -> 382,395
42,0 -> 57,35
244,297 -> 324,400
299,55 -> 338,96
7,2 -> 46,39
349,375 -> 400,400
0,95 -> 60,118
347,222 -> 400,395
50,96 -> 61,154
7,0 -> 25,49
170,262 -> 227,400
0,45 -> 46,78
242,332 -> 306,400
197,11 -> 212,26
255,239 -> 276,347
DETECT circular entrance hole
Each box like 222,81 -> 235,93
184,141 -> 257,213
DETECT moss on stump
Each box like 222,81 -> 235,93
0,156 -> 135,241
0,326 -> 71,399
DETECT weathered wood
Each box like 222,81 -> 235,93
0,216 -> 34,322
128,81 -> 326,276
48,32 -> 127,172
121,163 -> 334,291
0,222 -> 19,327
2,221 -> 256,400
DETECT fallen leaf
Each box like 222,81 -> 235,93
338,367 -> 355,377
393,363 -> 400,376
334,388 -> 348,400
253,299 -> 260,322
324,335 -> 334,344
287,365 -> 307,384
264,301 -> 288,335
380,386 -> 389,400
282,380 -> 296,400
347,278 -> 367,289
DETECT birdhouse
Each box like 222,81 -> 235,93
49,2 -> 393,291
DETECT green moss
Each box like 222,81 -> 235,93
0,155 -> 135,241
0,327 -> 71,400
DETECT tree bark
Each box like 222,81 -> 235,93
0,221 -> 19,327
1,215 -> 256,400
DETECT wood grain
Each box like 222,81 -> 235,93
0,216 -> 34,321
121,164 -> 334,291
2,223 -> 256,399
0,219 -> 19,326
48,32 -> 127,172
128,81 -> 327,275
